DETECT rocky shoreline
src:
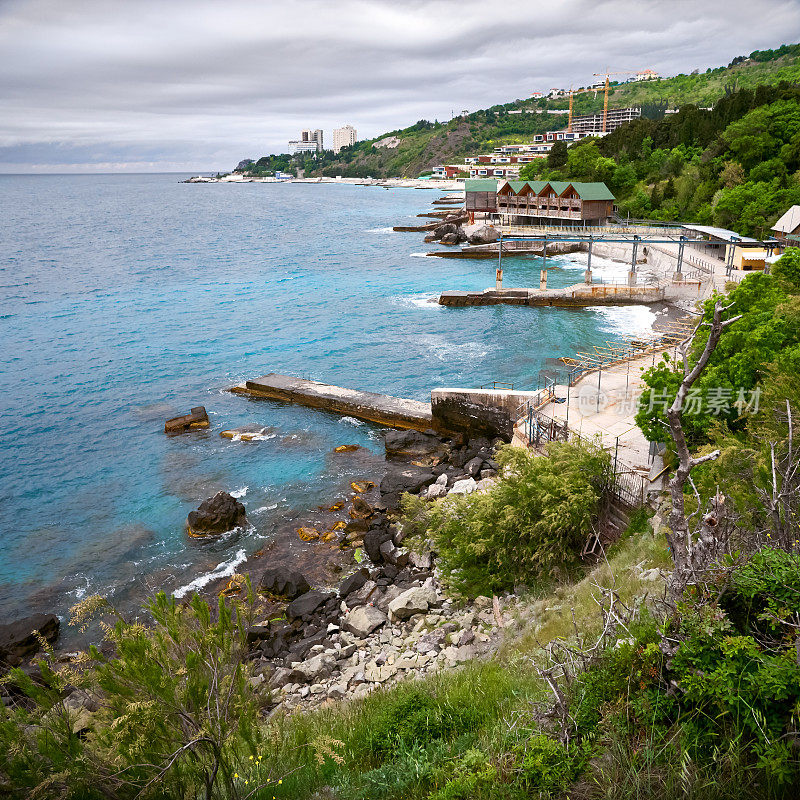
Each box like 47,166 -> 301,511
240,427 -> 510,713
0,427 -> 506,709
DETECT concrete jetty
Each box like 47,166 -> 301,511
439,284 -> 665,308
231,373 -> 434,431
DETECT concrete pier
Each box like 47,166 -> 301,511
231,373 -> 434,431
439,283 -> 665,308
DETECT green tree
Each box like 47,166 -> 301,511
547,140 -> 568,170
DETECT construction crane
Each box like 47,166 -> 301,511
592,70 -> 640,132
567,86 -> 596,133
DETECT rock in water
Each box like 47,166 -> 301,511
186,491 -> 246,537
259,568 -> 311,600
0,613 -> 60,666
165,406 -> 210,433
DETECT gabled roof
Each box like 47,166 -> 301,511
464,179 -> 498,192
570,182 -> 616,201
505,181 -> 529,194
544,181 -> 571,196
772,205 -> 800,234
524,180 -> 548,194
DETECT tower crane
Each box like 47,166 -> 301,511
592,70 -> 640,132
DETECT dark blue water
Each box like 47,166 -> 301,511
0,174 -> 654,621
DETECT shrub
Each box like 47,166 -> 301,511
404,441 -> 611,596
365,686 -> 484,760
0,590 -> 266,799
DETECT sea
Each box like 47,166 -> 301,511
0,174 -> 658,630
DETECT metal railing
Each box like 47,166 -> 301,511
516,404 -> 649,508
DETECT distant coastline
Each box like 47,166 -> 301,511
183,174 -> 463,190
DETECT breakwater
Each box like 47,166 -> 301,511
439,284 -> 665,307
231,374 -> 434,431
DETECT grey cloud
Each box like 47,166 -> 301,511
1,0 -> 800,171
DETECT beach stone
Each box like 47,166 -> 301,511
380,466 -> 435,500
343,605 -> 388,637
328,683 -> 348,699
388,586 -> 438,621
464,456 -> 484,478
365,661 -> 398,683
346,579 -> 379,607
258,568 -> 310,600
288,653 -> 335,683
339,568 -> 369,597
0,614 -> 60,666
426,483 -> 448,499
286,590 -> 335,621
186,491 -> 246,537
448,477 -> 477,495
363,528 -> 393,563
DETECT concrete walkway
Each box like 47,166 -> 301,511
534,351 -> 668,478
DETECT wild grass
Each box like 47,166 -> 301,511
236,518 -> 671,799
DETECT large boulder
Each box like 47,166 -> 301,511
0,614 -> 60,666
468,226 -> 500,245
186,492 -> 246,537
449,477 -> 478,495
384,430 -> 445,461
339,567 -> 370,597
433,222 -> 458,240
343,605 -> 388,637
380,466 -> 436,509
363,528 -> 394,563
388,586 -> 438,621
380,466 -> 435,501
258,568 -> 311,600
286,590 -> 335,621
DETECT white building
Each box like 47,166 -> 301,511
633,69 -> 660,82
332,125 -> 357,154
288,129 -> 324,154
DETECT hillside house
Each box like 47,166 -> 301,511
772,205 -> 800,243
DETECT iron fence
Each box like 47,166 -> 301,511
516,405 -> 651,509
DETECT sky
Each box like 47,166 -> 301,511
2,0 -> 800,173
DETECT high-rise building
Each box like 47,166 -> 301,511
288,129 -> 324,154
332,125 -> 357,154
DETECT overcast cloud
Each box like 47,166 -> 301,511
2,0 -> 800,172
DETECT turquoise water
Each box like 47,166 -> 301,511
0,174 -> 655,621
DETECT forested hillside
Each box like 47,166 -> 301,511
519,82 -> 800,235
238,44 -> 800,182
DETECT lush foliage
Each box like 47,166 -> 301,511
402,440 -> 612,596
636,250 -> 800,444
520,83 -> 800,235
0,591 -> 268,799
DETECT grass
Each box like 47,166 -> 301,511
234,519 -> 671,799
